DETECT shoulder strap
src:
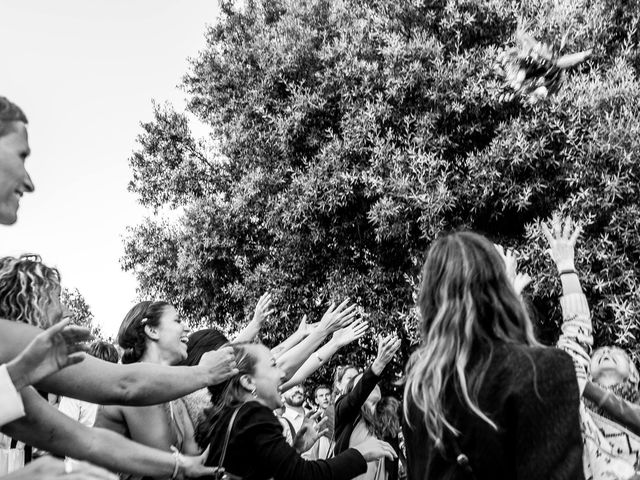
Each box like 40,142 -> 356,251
218,404 -> 244,470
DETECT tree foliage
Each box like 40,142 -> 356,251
123,0 -> 640,382
61,287 -> 103,339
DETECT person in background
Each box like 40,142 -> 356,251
334,335 -> 401,480
282,384 -> 308,434
58,341 -> 120,427
375,397 -> 404,480
314,385 -> 331,412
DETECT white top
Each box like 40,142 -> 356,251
58,396 -> 99,427
281,405 -> 305,433
0,365 -> 25,427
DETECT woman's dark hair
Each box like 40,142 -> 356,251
180,328 -> 230,366
376,396 -> 401,438
117,301 -> 171,364
196,342 -> 261,449
88,341 -> 120,364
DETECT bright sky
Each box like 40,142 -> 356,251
0,0 -> 220,338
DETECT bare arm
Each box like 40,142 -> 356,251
280,321 -> 369,391
0,319 -> 236,405
234,293 -> 274,344
1,387 -> 216,478
277,300 -> 357,381
271,316 -> 310,359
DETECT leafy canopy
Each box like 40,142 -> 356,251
123,0 -> 640,380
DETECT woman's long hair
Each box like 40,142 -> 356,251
376,396 -> 401,439
343,373 -> 386,438
403,232 -> 539,447
196,342 -> 260,449
0,254 -> 61,328
117,300 -> 171,364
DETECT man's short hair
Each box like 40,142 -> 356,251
0,97 -> 28,138
313,384 -> 330,399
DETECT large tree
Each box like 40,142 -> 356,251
123,0 -> 640,380
61,287 -> 104,339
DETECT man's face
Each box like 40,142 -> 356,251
0,122 -> 34,225
283,385 -> 305,408
314,387 -> 331,410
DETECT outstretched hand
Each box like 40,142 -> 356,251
318,299 -> 357,335
252,293 -> 275,326
332,320 -> 369,347
293,410 -> 329,453
541,215 -> 582,272
199,346 -> 239,386
7,318 -> 92,390
178,445 -> 228,479
494,244 -> 532,295
371,334 -> 401,376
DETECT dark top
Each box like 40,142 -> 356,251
202,401 -> 367,480
333,367 -> 381,455
402,343 -> 584,480
584,381 -> 640,436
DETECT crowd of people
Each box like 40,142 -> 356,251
2,93 -> 640,480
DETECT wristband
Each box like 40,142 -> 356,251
559,269 -> 577,276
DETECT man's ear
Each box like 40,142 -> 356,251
144,323 -> 159,341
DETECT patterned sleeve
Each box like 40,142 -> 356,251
556,293 -> 593,395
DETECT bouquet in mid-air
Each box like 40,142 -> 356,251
497,25 -> 592,103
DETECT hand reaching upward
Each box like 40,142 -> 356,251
494,244 -> 532,295
542,215 -> 582,272
371,334 -> 401,376
252,293 -> 275,326
318,299 -> 357,335
331,320 -> 369,347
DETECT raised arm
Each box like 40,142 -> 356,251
335,335 -> 400,428
272,315 -> 312,359
543,215 -> 592,394
280,321 -> 369,392
234,293 -> 274,344
0,319 -> 237,405
277,300 -> 357,381
1,387 -> 219,478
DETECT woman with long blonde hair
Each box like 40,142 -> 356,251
402,231 -> 583,479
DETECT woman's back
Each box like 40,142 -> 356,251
403,342 -> 583,480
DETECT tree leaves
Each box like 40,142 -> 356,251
123,0 -> 640,382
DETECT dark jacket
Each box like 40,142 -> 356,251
402,343 -> 584,480
584,381 -> 640,436
202,400 -> 367,480
333,366 -> 381,455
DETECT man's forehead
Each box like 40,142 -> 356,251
1,121 -> 29,147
